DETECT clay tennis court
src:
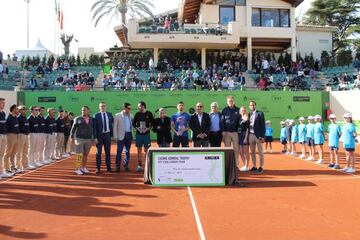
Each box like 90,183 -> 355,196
1,142 -> 359,240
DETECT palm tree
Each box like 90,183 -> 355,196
91,0 -> 154,27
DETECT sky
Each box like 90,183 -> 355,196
0,0 -> 313,57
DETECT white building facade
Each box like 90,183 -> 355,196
115,0 -> 336,70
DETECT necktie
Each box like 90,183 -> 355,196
102,113 -> 107,132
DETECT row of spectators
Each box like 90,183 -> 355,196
102,64 -> 247,91
253,58 -> 322,76
327,73 -> 360,91
27,70 -> 96,91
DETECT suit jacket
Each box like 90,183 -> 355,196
93,111 -> 113,139
152,117 -> 172,144
189,112 -> 210,141
249,110 -> 266,139
113,111 -> 133,141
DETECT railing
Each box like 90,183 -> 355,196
137,23 -> 229,35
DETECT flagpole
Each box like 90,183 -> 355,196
54,1 -> 56,54
57,0 -> 61,56
24,0 -> 30,49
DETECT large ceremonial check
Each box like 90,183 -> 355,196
152,152 -> 225,186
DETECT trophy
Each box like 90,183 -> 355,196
139,121 -> 147,134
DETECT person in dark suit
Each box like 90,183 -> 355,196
248,100 -> 266,173
93,102 -> 113,173
153,108 -> 172,147
189,102 -> 210,147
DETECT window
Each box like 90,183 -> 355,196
218,0 -> 235,5
220,6 -> 235,25
261,9 -> 279,27
216,0 -> 246,5
252,8 -> 290,27
252,8 -> 260,27
280,9 -> 290,27
235,0 -> 246,5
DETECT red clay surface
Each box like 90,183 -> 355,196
0,142 -> 359,240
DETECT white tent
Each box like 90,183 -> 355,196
15,39 -> 54,60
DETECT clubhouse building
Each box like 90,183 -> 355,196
114,0 -> 336,70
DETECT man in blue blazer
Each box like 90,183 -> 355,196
248,100 -> 266,173
93,102 -> 113,173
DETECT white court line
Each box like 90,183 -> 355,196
9,175 -> 360,186
0,157 -> 70,185
240,176 -> 360,183
187,186 -> 206,240
5,180 -> 144,186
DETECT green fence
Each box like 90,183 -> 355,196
17,91 -> 329,139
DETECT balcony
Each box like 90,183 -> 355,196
126,20 -> 241,49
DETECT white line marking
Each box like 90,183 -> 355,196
187,186 -> 206,240
3,180 -> 144,185
0,158 -> 70,185
240,176 -> 360,183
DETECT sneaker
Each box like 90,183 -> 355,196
257,167 -> 264,173
11,168 -> 18,175
35,162 -> 44,167
137,165 -> 143,172
306,156 -> 314,161
328,163 -> 335,168
299,155 -> 305,159
55,157 -> 61,160
240,166 -> 249,172
48,159 -> 55,163
26,164 -> 37,170
5,170 -> 15,177
315,159 -> 324,164
250,167 -> 258,172
62,153 -> 70,158
40,160 -> 48,165
81,168 -> 90,174
333,164 -> 341,169
342,167 -> 350,172
345,168 -> 356,173
75,169 -> 84,175
16,168 -> 25,174
0,172 -> 13,178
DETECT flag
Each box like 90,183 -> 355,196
60,10 -> 64,30
58,0 -> 61,22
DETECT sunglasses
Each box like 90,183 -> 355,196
196,106 -> 203,108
